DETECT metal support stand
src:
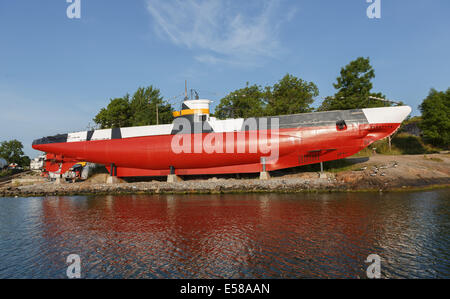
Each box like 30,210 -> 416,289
110,163 -> 117,177
388,136 -> 392,152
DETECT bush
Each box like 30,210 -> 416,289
391,134 -> 429,154
0,169 -> 13,177
419,88 -> 450,148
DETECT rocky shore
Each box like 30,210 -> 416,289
1,154 -> 449,197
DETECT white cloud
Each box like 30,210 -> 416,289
146,0 -> 295,67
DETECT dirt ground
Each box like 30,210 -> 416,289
284,154 -> 450,188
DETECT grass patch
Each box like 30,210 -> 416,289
354,133 -> 442,156
423,155 -> 444,162
391,133 -> 433,154
0,169 -> 13,177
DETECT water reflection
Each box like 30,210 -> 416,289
0,190 -> 448,278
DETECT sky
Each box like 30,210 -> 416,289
0,0 -> 449,158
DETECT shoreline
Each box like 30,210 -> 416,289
1,154 -> 449,198
1,182 -> 449,198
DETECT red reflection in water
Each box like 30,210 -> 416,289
38,194 -> 398,278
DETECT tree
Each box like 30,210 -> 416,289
319,57 -> 389,111
130,86 -> 173,126
94,97 -> 132,129
214,75 -> 319,119
0,139 -> 30,166
93,86 -> 174,129
266,74 -> 318,115
214,83 -> 267,119
20,156 -> 31,168
419,88 -> 450,147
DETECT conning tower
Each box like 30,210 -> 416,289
172,85 -> 212,123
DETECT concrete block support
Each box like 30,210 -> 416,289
318,161 -> 327,179
106,163 -> 122,184
167,166 -> 183,183
260,171 -> 271,180
167,174 -> 183,183
106,176 -> 122,184
55,177 -> 66,184
259,157 -> 271,180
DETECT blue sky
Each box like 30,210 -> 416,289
1,0 -> 449,157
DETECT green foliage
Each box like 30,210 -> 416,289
319,57 -> 390,111
266,74 -> 318,115
356,133 -> 439,156
401,116 -> 422,126
419,88 -> 450,147
391,134 -> 429,154
94,86 -> 174,129
214,74 -> 318,119
94,97 -> 132,129
398,116 -> 422,136
368,92 -> 393,107
0,139 -> 30,166
130,86 -> 173,126
20,156 -> 31,168
214,83 -> 267,119
0,169 -> 13,177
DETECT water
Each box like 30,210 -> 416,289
0,190 -> 448,279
